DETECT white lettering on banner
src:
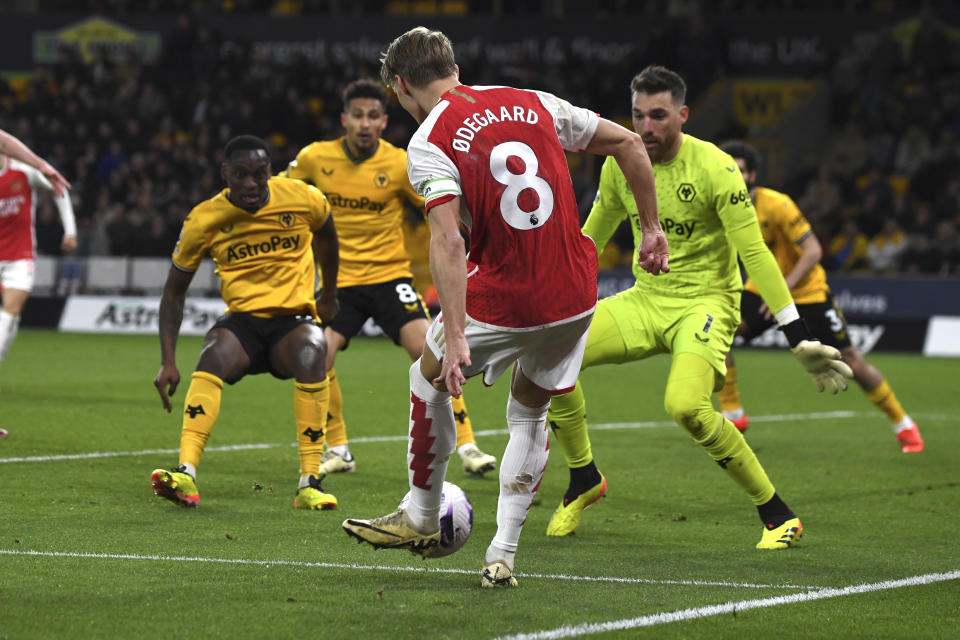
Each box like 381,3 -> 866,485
249,36 -> 637,67
851,325 -> 884,354
58,295 -> 225,335
728,36 -> 826,67
832,289 -> 887,314
736,323 -> 885,354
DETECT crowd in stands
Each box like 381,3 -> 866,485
2,4 -> 959,278
793,12 -> 960,277
35,0 -> 960,17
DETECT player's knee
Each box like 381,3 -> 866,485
290,342 -> 328,383
410,359 -> 448,403
664,391 -> 709,439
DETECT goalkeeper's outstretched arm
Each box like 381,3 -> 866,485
728,224 -> 853,393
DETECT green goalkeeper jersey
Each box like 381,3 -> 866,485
584,133 -> 792,313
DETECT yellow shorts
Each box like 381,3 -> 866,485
585,283 -> 740,391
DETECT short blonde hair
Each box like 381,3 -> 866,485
379,26 -> 457,90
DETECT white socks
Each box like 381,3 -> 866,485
893,415 -> 914,433
178,462 -> 197,480
404,360 -> 457,533
722,407 -> 745,421
329,444 -> 351,457
486,393 -> 550,571
457,442 -> 478,457
0,310 -> 20,364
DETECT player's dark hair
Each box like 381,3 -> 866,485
630,65 -> 687,105
342,79 -> 389,112
719,140 -> 762,174
223,135 -> 269,159
380,26 -> 457,90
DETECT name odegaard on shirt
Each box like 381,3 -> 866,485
452,105 -> 540,152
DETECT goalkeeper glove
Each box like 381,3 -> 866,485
791,340 -> 853,393
780,318 -> 853,393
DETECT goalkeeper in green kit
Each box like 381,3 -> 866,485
545,65 -> 853,548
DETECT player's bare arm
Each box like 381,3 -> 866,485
155,266 -> 194,412
784,233 -> 822,291
584,118 -> 668,275
312,215 -> 340,324
426,196 -> 470,398
0,129 -> 71,196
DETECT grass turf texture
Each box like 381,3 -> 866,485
1,329 -> 957,639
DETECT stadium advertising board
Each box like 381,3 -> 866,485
3,11 -> 953,72
2,14 -> 642,70
597,271 -> 960,356
58,295 -> 224,335
923,316 -> 960,357
731,317 -> 929,355
33,16 -> 161,63
38,286 -> 959,356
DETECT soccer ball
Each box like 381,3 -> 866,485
399,481 -> 473,558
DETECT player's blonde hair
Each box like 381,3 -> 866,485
379,27 -> 457,90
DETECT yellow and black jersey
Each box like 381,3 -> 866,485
744,186 -> 828,304
173,176 -> 331,317
286,137 -> 423,288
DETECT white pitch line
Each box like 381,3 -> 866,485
491,570 -> 960,640
0,410 -> 874,465
590,410 -> 858,431
0,549 -> 816,590
0,443 -> 279,464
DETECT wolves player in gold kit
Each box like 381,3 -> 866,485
286,79 -> 496,477
151,135 -> 341,509
717,141 -> 923,453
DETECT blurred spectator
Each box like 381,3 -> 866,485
142,214 -> 179,257
35,199 -> 67,256
865,125 -> 897,174
946,235 -> 960,276
932,220 -> 958,273
933,174 -> 960,224
826,121 -> 870,184
828,219 -> 869,272
901,200 -> 938,238
856,165 -> 895,236
798,165 -> 843,223
901,235 -> 941,274
893,124 -> 932,177
96,140 -> 127,182
867,217 -> 907,274
105,203 -> 138,256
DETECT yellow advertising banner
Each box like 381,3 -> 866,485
34,16 -> 160,63
731,80 -> 816,126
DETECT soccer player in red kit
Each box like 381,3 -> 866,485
343,27 -> 669,588
0,129 -> 70,196
0,154 -> 76,370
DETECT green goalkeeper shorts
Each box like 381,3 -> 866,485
586,283 -> 740,391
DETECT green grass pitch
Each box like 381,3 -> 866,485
1,329 -> 958,639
